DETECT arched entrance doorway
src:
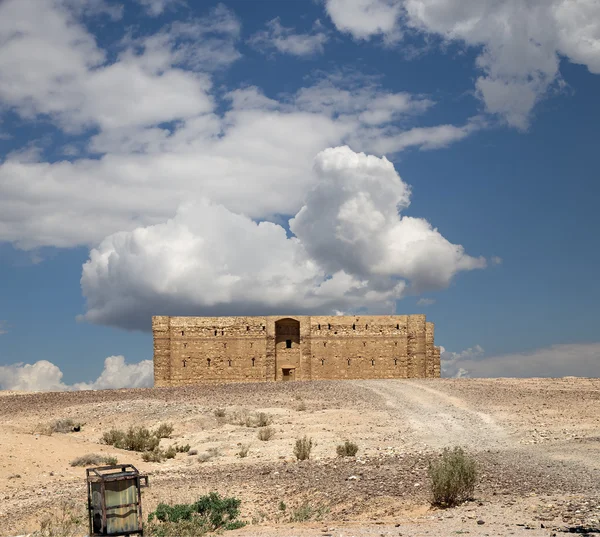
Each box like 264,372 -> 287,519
275,318 -> 300,381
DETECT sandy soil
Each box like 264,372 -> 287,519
1,378 -> 599,536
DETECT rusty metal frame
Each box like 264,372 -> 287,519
86,464 -> 149,537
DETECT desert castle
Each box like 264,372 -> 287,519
153,314 -> 440,386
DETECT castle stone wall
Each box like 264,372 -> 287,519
153,314 -> 438,386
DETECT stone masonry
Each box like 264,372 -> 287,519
153,315 -> 441,387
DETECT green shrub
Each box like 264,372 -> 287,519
101,426 -> 164,452
293,436 -> 313,461
70,454 -> 118,467
336,440 -> 358,457
155,423 -> 174,439
146,493 -> 246,536
142,449 -> 164,463
428,447 -> 477,508
142,445 -> 177,463
257,426 -> 274,441
175,444 -> 190,453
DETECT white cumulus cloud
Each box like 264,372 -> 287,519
325,0 -> 600,129
80,146 -> 485,330
0,1 -> 478,251
325,0 -> 404,42
249,18 -> 329,57
0,356 -> 153,392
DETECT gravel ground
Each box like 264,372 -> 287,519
1,378 -> 599,536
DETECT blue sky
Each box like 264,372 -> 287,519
0,0 -> 599,389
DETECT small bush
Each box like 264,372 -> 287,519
142,445 -> 177,463
294,436 -> 313,461
207,447 -> 221,457
428,447 -> 477,508
290,502 -> 328,522
237,444 -> 250,458
295,401 -> 307,412
155,423 -> 174,439
32,500 -> 85,537
257,426 -> 274,441
255,412 -> 272,427
35,418 -> 83,436
146,492 -> 245,536
142,449 -> 164,463
70,454 -> 118,467
101,426 -> 161,452
228,410 -> 272,428
175,444 -> 191,453
214,408 -> 226,418
336,440 -> 358,457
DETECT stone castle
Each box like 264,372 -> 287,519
153,315 -> 440,386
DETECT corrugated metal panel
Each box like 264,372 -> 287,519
104,478 -> 139,534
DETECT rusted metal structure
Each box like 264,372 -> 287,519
86,464 -> 148,536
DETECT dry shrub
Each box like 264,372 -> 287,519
228,409 -> 272,428
197,453 -> 213,463
155,423 -> 174,439
214,408 -> 227,418
32,500 -> 85,537
289,502 -> 328,522
336,440 -> 358,457
207,447 -> 221,457
257,426 -> 274,441
293,436 -> 313,461
428,446 -> 477,508
237,444 -> 250,458
34,418 -> 82,436
295,401 -> 307,412
255,412 -> 272,427
70,454 -> 118,467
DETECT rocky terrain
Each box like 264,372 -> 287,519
1,378 -> 599,536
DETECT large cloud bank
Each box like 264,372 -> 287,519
442,343 -> 600,378
80,146 -> 485,329
0,356 -> 153,392
325,0 -> 600,129
0,0 -> 475,252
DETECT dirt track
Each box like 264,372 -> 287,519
1,378 -> 599,536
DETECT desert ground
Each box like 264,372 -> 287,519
1,378 -> 599,536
